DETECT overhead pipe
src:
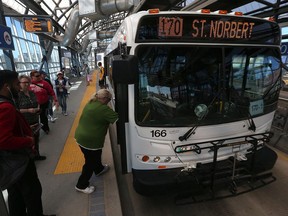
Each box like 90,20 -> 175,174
59,0 -> 134,48
97,30 -> 115,39
57,6 -> 82,46
79,0 -> 134,20
79,30 -> 115,54
86,44 -> 92,56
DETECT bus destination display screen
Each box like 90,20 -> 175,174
136,14 -> 280,44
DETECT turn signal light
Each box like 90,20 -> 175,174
142,155 -> 149,162
234,11 -> 243,16
201,9 -> 211,13
149,8 -> 160,14
218,10 -> 227,14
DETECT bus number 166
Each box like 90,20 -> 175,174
150,130 -> 167,137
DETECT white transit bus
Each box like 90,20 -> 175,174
105,9 -> 281,201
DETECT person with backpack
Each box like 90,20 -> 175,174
55,71 -> 69,116
0,70 -> 55,216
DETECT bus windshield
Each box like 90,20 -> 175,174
136,46 -> 281,126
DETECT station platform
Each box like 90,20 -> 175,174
2,70 -> 288,216
2,70 -> 122,216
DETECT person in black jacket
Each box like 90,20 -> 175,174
0,70 -> 55,216
40,71 -> 56,123
55,71 -> 69,116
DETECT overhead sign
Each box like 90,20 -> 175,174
0,25 -> 14,50
281,42 -> 288,55
23,17 -> 53,33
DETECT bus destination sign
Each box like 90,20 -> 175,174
136,15 -> 280,45
23,17 -> 53,33
158,17 -> 255,39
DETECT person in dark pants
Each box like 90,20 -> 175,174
29,70 -> 58,134
55,72 -> 69,116
98,62 -> 105,89
40,71 -> 56,123
18,75 -> 46,161
75,89 -> 118,194
0,70 -> 55,216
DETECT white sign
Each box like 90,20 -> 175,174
249,100 -> 264,116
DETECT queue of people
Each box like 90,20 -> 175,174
0,70 -> 56,216
0,65 -> 117,216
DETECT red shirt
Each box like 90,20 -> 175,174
0,100 -> 33,150
30,80 -> 57,105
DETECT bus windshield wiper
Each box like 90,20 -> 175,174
178,87 -> 257,141
178,90 -> 221,141
179,126 -> 197,141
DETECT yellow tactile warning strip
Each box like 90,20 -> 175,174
54,70 -> 98,174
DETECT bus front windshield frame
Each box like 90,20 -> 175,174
135,45 -> 281,127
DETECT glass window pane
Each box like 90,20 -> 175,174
27,42 -> 37,61
12,38 -> 22,62
136,46 -> 281,126
13,19 -> 24,38
32,34 -> 39,43
19,39 -> 30,62
24,31 -> 33,41
0,50 -> 7,68
34,44 -> 42,61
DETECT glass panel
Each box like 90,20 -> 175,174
0,49 -> 3,62
0,50 -> 7,68
25,63 -> 33,70
136,46 -> 281,126
24,31 -> 33,41
19,39 -> 30,62
5,17 -> 14,34
12,38 -> 22,62
34,44 -> 42,61
13,19 -> 24,38
15,63 -> 26,71
27,42 -> 37,61
32,34 -> 39,43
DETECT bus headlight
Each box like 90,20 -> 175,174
153,156 -> 161,162
164,157 -> 171,162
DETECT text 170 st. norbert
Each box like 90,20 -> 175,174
192,19 -> 255,39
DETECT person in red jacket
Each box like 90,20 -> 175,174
0,70 -> 55,216
29,70 -> 58,134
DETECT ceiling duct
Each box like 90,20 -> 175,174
79,30 -> 115,54
79,30 -> 97,54
79,0 -> 134,20
59,0 -> 134,47
57,6 -> 82,47
97,30 -> 115,39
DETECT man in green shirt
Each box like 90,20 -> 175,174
75,89 -> 118,194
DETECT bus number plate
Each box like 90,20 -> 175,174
158,17 -> 183,37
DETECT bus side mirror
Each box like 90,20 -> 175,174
112,55 -> 138,84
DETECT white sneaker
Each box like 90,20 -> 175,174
50,117 -> 56,123
75,185 -> 95,194
96,164 -> 110,177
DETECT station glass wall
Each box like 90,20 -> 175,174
0,17 -> 60,78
